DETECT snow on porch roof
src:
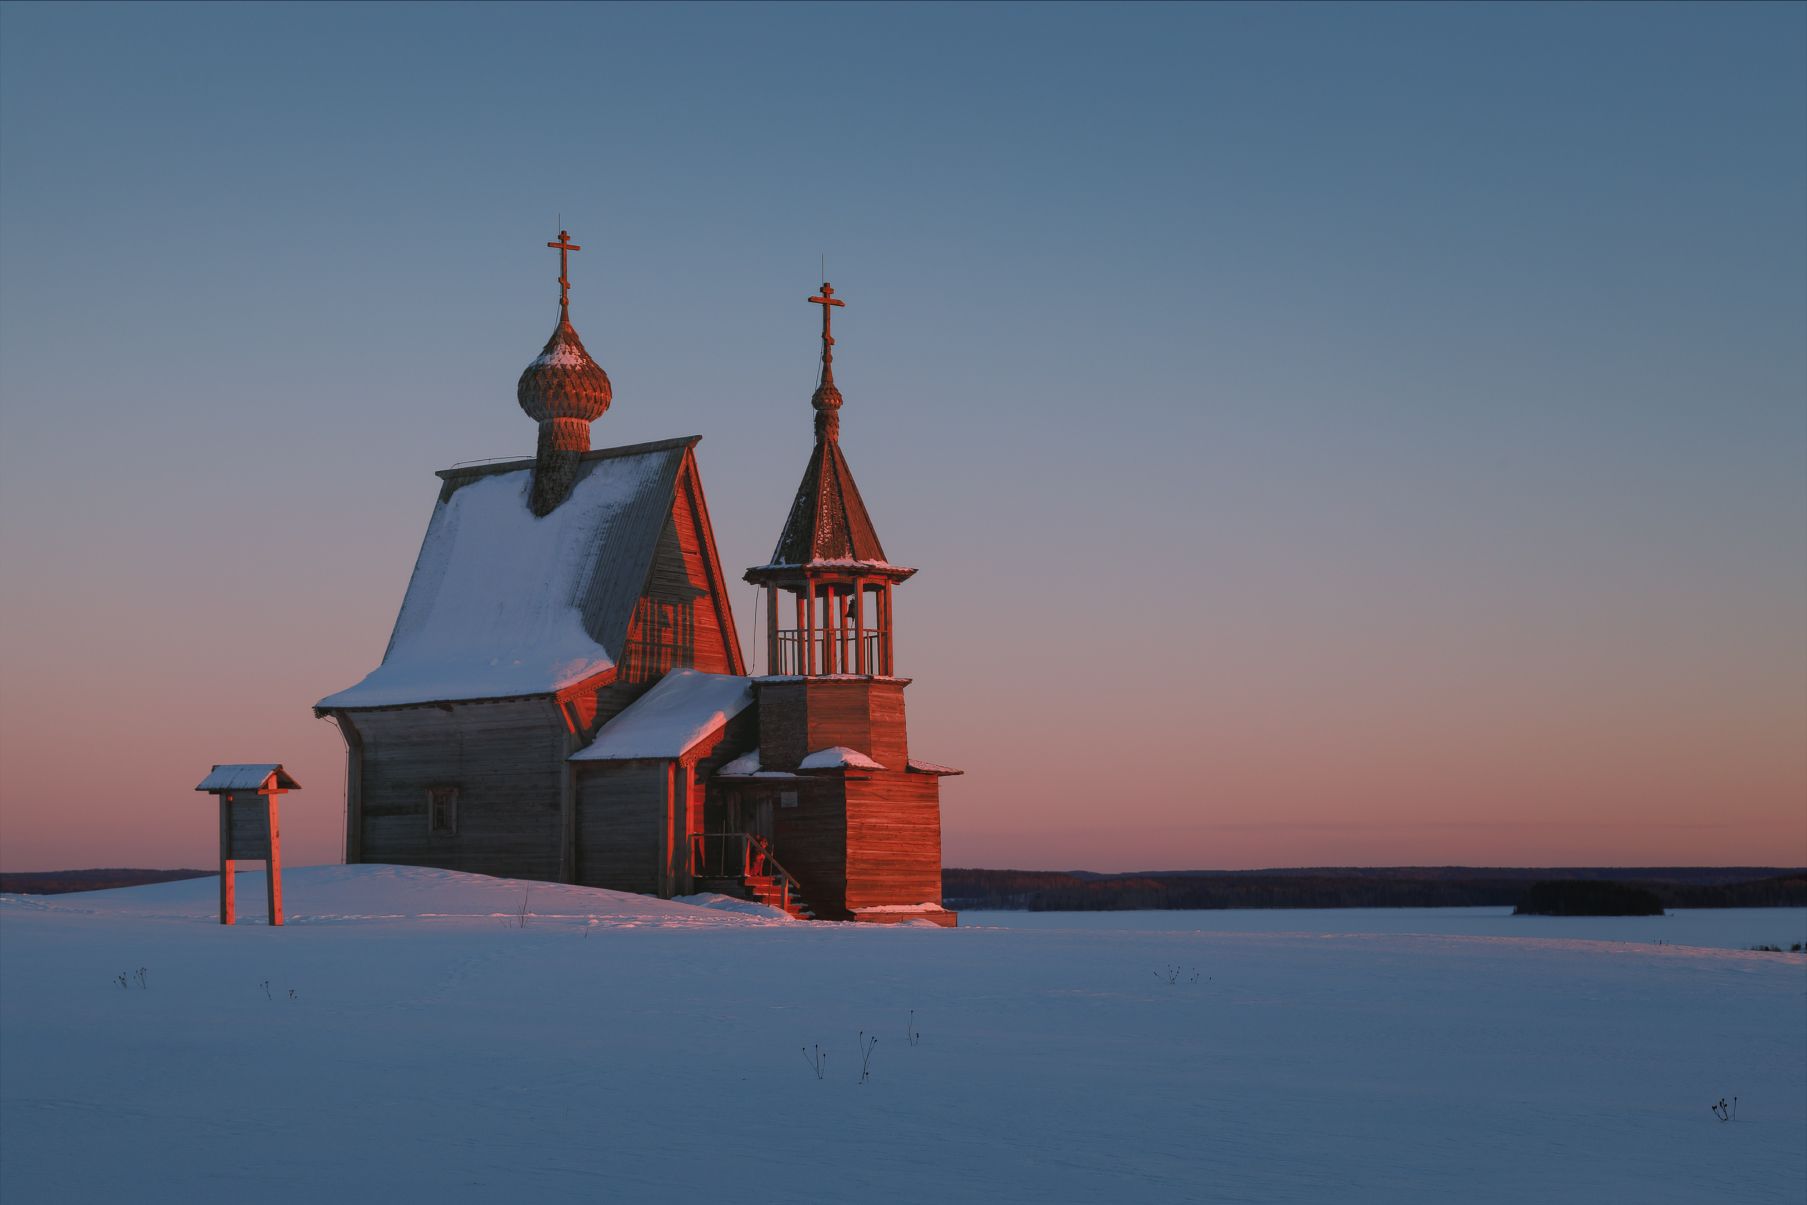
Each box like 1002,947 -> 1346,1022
570,670 -> 754,762
798,746 -> 884,771
316,439 -> 693,710
196,764 -> 300,792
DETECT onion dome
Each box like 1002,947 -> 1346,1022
516,317 -> 612,424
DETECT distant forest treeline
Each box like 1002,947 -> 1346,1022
0,868 -> 211,895
6,866 -> 1805,910
942,867 -> 1807,911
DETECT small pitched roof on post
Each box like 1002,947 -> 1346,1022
196,764 -> 300,792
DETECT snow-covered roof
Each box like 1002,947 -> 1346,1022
850,903 -> 951,914
906,758 -> 963,776
799,746 -> 884,771
570,670 -> 753,762
317,440 -> 693,709
528,342 -> 594,370
747,557 -> 913,574
712,749 -> 808,780
719,749 -> 762,775
195,764 -> 299,792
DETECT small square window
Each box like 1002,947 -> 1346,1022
427,786 -> 459,834
780,790 -> 799,809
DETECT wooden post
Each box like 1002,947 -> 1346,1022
219,796 -> 235,925
342,720 -> 364,864
814,583 -> 822,675
798,592 -> 813,679
840,584 -> 851,672
766,584 -> 779,675
881,582 -> 893,675
805,585 -> 820,679
854,577 -> 868,674
555,698 -> 579,885
662,761 -> 674,897
265,792 -> 284,926
674,765 -> 694,895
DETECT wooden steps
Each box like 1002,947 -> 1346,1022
742,873 -> 816,920
692,873 -> 815,921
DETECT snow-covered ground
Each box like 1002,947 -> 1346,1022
3,866 -> 1802,1204
966,905 -> 1807,951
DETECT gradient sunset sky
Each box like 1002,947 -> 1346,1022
1,2 -> 1802,872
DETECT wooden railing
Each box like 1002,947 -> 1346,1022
773,629 -> 882,676
690,832 -> 806,912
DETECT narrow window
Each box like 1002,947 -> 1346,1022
427,786 -> 459,835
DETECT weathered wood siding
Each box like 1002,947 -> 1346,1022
689,707 -> 760,828
346,698 -> 566,882
755,679 -> 909,770
225,796 -> 271,858
770,778 -> 848,918
568,675 -> 652,743
844,772 -> 943,912
619,457 -> 742,685
756,679 -> 808,768
575,761 -> 671,895
675,452 -> 745,675
861,682 -> 909,770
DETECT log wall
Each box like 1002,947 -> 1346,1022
844,771 -> 943,911
574,761 -> 671,895
755,679 -> 909,770
346,698 -> 567,882
770,778 -> 848,918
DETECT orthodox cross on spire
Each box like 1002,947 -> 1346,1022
809,282 -> 845,378
547,229 -> 581,316
807,282 -> 847,442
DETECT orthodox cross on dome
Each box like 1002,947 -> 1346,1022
809,282 -> 845,378
547,229 -> 581,316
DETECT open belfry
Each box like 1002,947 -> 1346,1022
315,234 -> 958,924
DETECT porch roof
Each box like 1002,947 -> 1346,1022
570,670 -> 754,762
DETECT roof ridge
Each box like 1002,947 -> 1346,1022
437,435 -> 702,482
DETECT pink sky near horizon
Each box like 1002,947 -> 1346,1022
2,4 -> 1804,874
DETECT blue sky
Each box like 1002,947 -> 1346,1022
2,2 -> 1803,869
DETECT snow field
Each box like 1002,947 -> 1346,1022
2,866 -> 1802,1204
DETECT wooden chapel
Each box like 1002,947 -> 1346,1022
315,235 -> 957,924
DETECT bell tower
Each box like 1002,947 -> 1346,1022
735,282 -> 955,925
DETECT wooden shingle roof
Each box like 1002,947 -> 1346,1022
770,437 -> 888,567
196,764 -> 300,792
747,281 -> 913,584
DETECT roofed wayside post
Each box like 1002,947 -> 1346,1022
315,242 -> 957,924
196,764 -> 299,925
